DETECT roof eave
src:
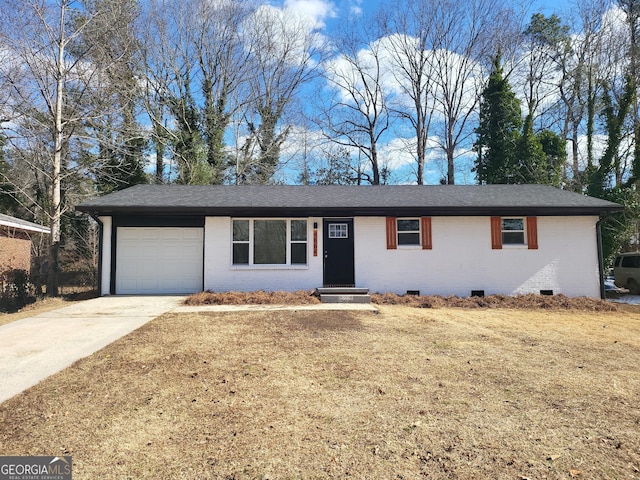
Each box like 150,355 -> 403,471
0,220 -> 51,234
76,204 -> 623,217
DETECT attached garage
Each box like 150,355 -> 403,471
115,226 -> 204,295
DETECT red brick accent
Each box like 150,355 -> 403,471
0,227 -> 32,274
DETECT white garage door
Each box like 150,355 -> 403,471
116,227 -> 204,294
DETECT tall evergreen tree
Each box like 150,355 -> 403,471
473,53 -> 522,184
537,129 -> 566,187
515,114 -> 546,183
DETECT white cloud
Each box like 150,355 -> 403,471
572,134 -> 608,170
244,4 -> 325,69
348,0 -> 363,17
378,137 -> 416,170
279,124 -> 329,159
282,0 -> 337,29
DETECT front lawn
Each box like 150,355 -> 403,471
1,306 -> 639,479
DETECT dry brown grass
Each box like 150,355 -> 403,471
1,306 -> 639,479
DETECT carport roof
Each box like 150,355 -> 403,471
76,184 -> 623,217
0,213 -> 51,233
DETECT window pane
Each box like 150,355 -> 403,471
503,232 -> 525,244
329,223 -> 348,238
291,243 -> 307,264
398,232 -> 420,245
233,220 -> 249,241
502,218 -> 524,231
233,244 -> 249,264
291,220 -> 307,241
622,255 -> 640,268
254,220 -> 286,264
397,219 -> 419,232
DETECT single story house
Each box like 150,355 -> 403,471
0,213 -> 50,276
76,184 -> 622,299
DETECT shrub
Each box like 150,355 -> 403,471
0,269 -> 36,312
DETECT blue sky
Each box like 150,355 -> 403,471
275,0 -> 567,33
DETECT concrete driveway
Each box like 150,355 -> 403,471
0,296 -> 183,404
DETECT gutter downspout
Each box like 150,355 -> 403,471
596,216 -> 607,300
88,213 -> 103,297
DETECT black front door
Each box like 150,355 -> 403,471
323,218 -> 355,287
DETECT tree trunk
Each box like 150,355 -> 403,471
47,3 -> 66,297
447,149 -> 455,185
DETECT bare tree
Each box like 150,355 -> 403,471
379,0 -> 509,185
378,0 -> 438,185
428,0 -> 507,184
140,0 -> 253,184
554,0 -> 610,188
0,0 -> 136,294
236,5 -> 324,184
317,18 -> 390,185
517,13 -> 570,127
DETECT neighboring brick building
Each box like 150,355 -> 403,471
0,214 -> 50,275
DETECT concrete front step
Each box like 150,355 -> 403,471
316,287 -> 369,295
319,294 -> 371,304
315,287 -> 371,304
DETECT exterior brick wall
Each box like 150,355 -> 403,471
0,227 -> 32,274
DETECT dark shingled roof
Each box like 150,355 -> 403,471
76,184 -> 622,217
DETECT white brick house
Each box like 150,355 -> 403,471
76,184 -> 621,298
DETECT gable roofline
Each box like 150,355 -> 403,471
76,184 -> 623,218
0,213 -> 51,234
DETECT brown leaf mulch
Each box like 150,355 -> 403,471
371,292 -> 619,311
185,290 -> 619,311
184,289 -> 321,305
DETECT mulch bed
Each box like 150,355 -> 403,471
371,292 -> 619,311
185,290 -> 619,311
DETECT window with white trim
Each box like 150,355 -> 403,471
397,218 -> 420,246
328,223 -> 348,238
501,218 -> 525,245
232,219 -> 307,265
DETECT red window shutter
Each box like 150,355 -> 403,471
386,217 -> 397,249
527,217 -> 538,250
421,217 -> 432,250
491,217 -> 502,249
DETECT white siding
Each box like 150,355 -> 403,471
203,217 -> 323,292
98,216 -> 112,296
354,216 -> 601,297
